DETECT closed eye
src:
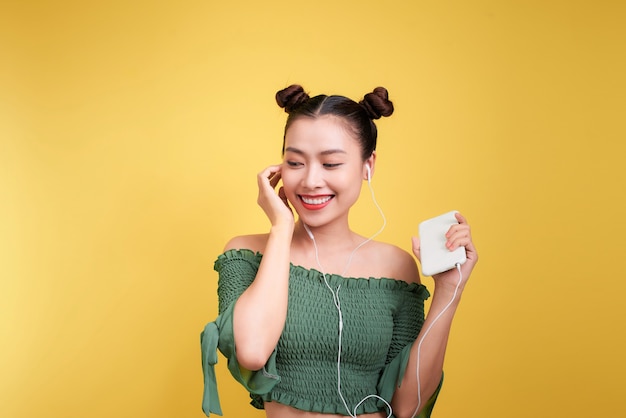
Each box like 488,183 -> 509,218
286,161 -> 303,167
323,163 -> 343,168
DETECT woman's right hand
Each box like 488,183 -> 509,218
257,165 -> 294,228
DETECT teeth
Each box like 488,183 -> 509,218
301,196 -> 332,205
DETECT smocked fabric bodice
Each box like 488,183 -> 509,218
211,249 -> 433,416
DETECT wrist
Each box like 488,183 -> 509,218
270,223 -> 294,236
432,279 -> 465,301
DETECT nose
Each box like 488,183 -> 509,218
302,165 -> 324,189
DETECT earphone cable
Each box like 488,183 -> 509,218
304,175 -> 392,418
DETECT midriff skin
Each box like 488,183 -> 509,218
265,402 -> 386,418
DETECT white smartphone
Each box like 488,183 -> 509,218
418,210 -> 467,276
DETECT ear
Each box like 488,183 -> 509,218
363,152 -> 376,181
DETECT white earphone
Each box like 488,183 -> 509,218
300,159 -> 392,418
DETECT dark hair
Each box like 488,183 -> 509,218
275,85 -> 394,160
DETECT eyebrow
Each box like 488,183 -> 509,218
284,147 -> 347,156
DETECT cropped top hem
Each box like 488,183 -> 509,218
201,248 -> 442,417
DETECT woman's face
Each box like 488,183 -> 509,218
281,115 -> 372,228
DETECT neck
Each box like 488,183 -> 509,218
296,220 -> 356,248
296,220 -> 372,277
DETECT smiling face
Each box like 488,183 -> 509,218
281,115 -> 373,229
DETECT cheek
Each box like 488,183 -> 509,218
337,174 -> 364,201
282,183 -> 301,209
344,184 -> 363,202
279,172 -> 298,196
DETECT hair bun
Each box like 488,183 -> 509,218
276,85 -> 310,113
359,87 -> 394,120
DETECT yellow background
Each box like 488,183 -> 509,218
1,1 -> 625,417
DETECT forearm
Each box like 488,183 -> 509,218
232,224 -> 293,370
392,283 -> 464,417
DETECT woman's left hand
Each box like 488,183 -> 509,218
412,212 -> 478,290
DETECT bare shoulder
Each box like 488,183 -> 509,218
223,233 -> 269,253
366,240 -> 421,284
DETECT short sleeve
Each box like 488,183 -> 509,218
377,284 -> 444,417
200,250 -> 281,416
215,249 -> 261,314
385,283 -> 429,365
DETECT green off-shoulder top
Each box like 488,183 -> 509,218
201,249 -> 443,417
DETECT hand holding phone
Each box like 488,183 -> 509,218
418,211 -> 467,276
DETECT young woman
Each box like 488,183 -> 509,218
201,85 -> 478,418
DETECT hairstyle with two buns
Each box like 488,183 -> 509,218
275,85 -> 394,160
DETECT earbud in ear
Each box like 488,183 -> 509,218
365,164 -> 371,182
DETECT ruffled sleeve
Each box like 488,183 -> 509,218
200,250 -> 281,416
200,321 -> 222,415
377,343 -> 443,417
376,283 -> 443,417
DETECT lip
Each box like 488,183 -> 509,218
298,194 -> 334,211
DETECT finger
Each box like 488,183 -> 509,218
258,166 -> 273,185
446,230 -> 470,250
445,223 -> 470,240
259,164 -> 281,175
446,212 -> 469,236
450,213 -> 479,264
258,165 -> 282,188
446,226 -> 471,250
259,164 -> 277,176
465,240 -> 478,259
446,237 -> 470,251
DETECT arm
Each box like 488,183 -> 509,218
229,165 -> 294,371
391,213 -> 478,418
